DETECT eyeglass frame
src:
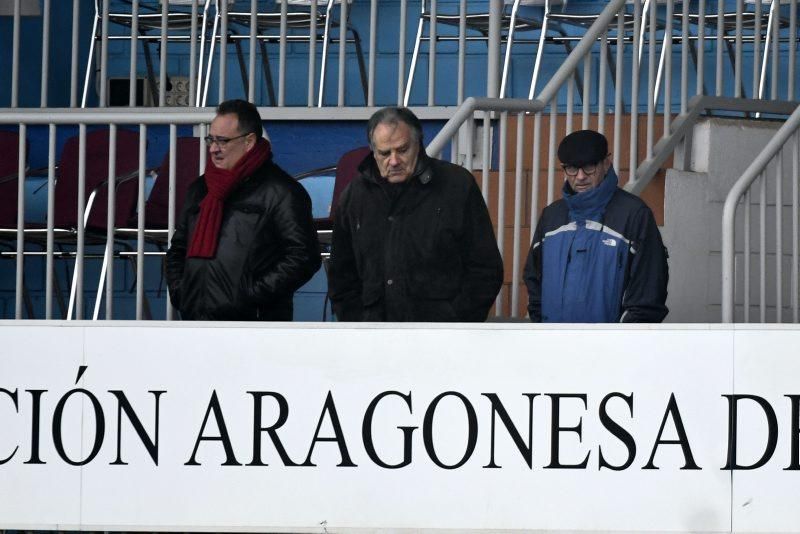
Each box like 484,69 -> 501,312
204,132 -> 252,149
561,156 -> 609,177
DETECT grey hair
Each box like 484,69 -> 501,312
366,107 -> 423,148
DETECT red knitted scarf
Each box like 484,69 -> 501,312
187,137 -> 271,258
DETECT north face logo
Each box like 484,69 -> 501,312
602,238 -> 616,247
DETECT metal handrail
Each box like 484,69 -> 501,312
721,103 -> 800,323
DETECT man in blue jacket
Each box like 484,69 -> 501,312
523,130 -> 668,322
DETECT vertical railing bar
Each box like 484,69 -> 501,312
630,0 -> 641,186
278,0 -> 287,106
103,124 -> 117,320
531,111 -> 542,232
75,124 -> 87,319
100,0 -> 109,107
582,54 -> 591,130
776,149 -> 783,322
547,103 -> 557,204
753,0 -> 762,99
598,31 -> 607,135
760,170 -> 767,322
500,0 -> 519,99
428,0 -> 437,106
199,123 -> 207,174
159,0 -> 168,106
496,112 -> 508,318
130,0 -> 139,107
664,0 -> 673,133
697,0 -> 705,97
397,0 -> 407,105
680,0 -> 688,112
482,113 -> 491,204
614,9 -> 623,174
189,0 -> 198,106
511,113 -> 525,317
167,125 -> 177,320
136,125 -> 147,320
465,115 -> 474,173
11,0 -> 20,108
368,0 -> 377,106
646,0 -> 655,159
793,131 -> 799,322
14,123 -> 26,318
200,2 -> 216,105
41,0 -> 51,107
770,0 -> 779,101
458,0 -> 466,104
338,0 -> 348,107
715,0 -> 723,97
527,0 -> 550,99
219,0 -> 228,103
566,78 -> 574,135
45,124 -> 56,319
744,188 -> 751,322
734,0 -> 743,98
759,1 -> 775,100
248,0 -> 257,102
308,0 -> 318,107
317,0 -> 334,107
71,0 -> 80,107
790,0 -> 797,101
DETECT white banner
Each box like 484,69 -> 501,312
1,322 -> 799,532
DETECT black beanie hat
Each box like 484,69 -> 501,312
557,130 -> 608,167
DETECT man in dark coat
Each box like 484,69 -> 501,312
524,129 -> 668,323
166,99 -> 320,320
328,107 -> 503,322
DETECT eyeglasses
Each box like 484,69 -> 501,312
562,162 -> 601,176
204,133 -> 250,148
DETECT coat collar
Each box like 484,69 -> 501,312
562,166 -> 619,221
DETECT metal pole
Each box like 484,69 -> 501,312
397,0 -> 407,105
495,111 -> 508,317
219,0 -> 228,103
167,125 -> 177,320
776,151 -> 783,321
11,0 -> 20,107
136,125 -> 147,320
248,0 -> 257,102
104,124 -> 117,319
339,0 -> 348,106
41,0 -> 51,107
511,113 -> 525,317
428,0 -> 438,105
14,124 -> 26,318
45,124 -> 56,319
308,0 -> 318,107
130,0 -> 139,106
189,0 -> 198,106
368,0 -> 377,106
486,0 -> 502,100
734,0 -> 743,98
458,0 -> 466,104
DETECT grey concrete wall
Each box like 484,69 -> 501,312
662,116 -> 796,323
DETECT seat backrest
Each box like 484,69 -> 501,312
143,137 -> 202,229
54,128 -> 140,231
0,130 -> 22,228
331,146 -> 371,219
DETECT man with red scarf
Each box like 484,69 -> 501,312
166,100 -> 320,320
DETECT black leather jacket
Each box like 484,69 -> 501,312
328,151 -> 503,322
166,159 -> 320,320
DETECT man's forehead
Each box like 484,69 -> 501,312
210,113 -> 239,131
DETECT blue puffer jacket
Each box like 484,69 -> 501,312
523,168 -> 669,323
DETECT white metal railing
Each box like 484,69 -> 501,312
427,0 -> 800,318
6,0 -> 798,109
722,103 -> 800,323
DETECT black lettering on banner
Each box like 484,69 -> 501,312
110,390 -> 164,466
362,391 -> 417,469
248,391 -> 300,467
24,390 -> 46,464
303,391 -> 357,467
0,388 -> 19,464
423,391 -> 478,470
185,390 -> 242,466
722,394 -> 777,470
786,395 -> 800,471
643,393 -> 700,470
544,393 -> 590,469
598,392 -> 636,471
52,390 -> 106,466
482,393 -> 539,469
